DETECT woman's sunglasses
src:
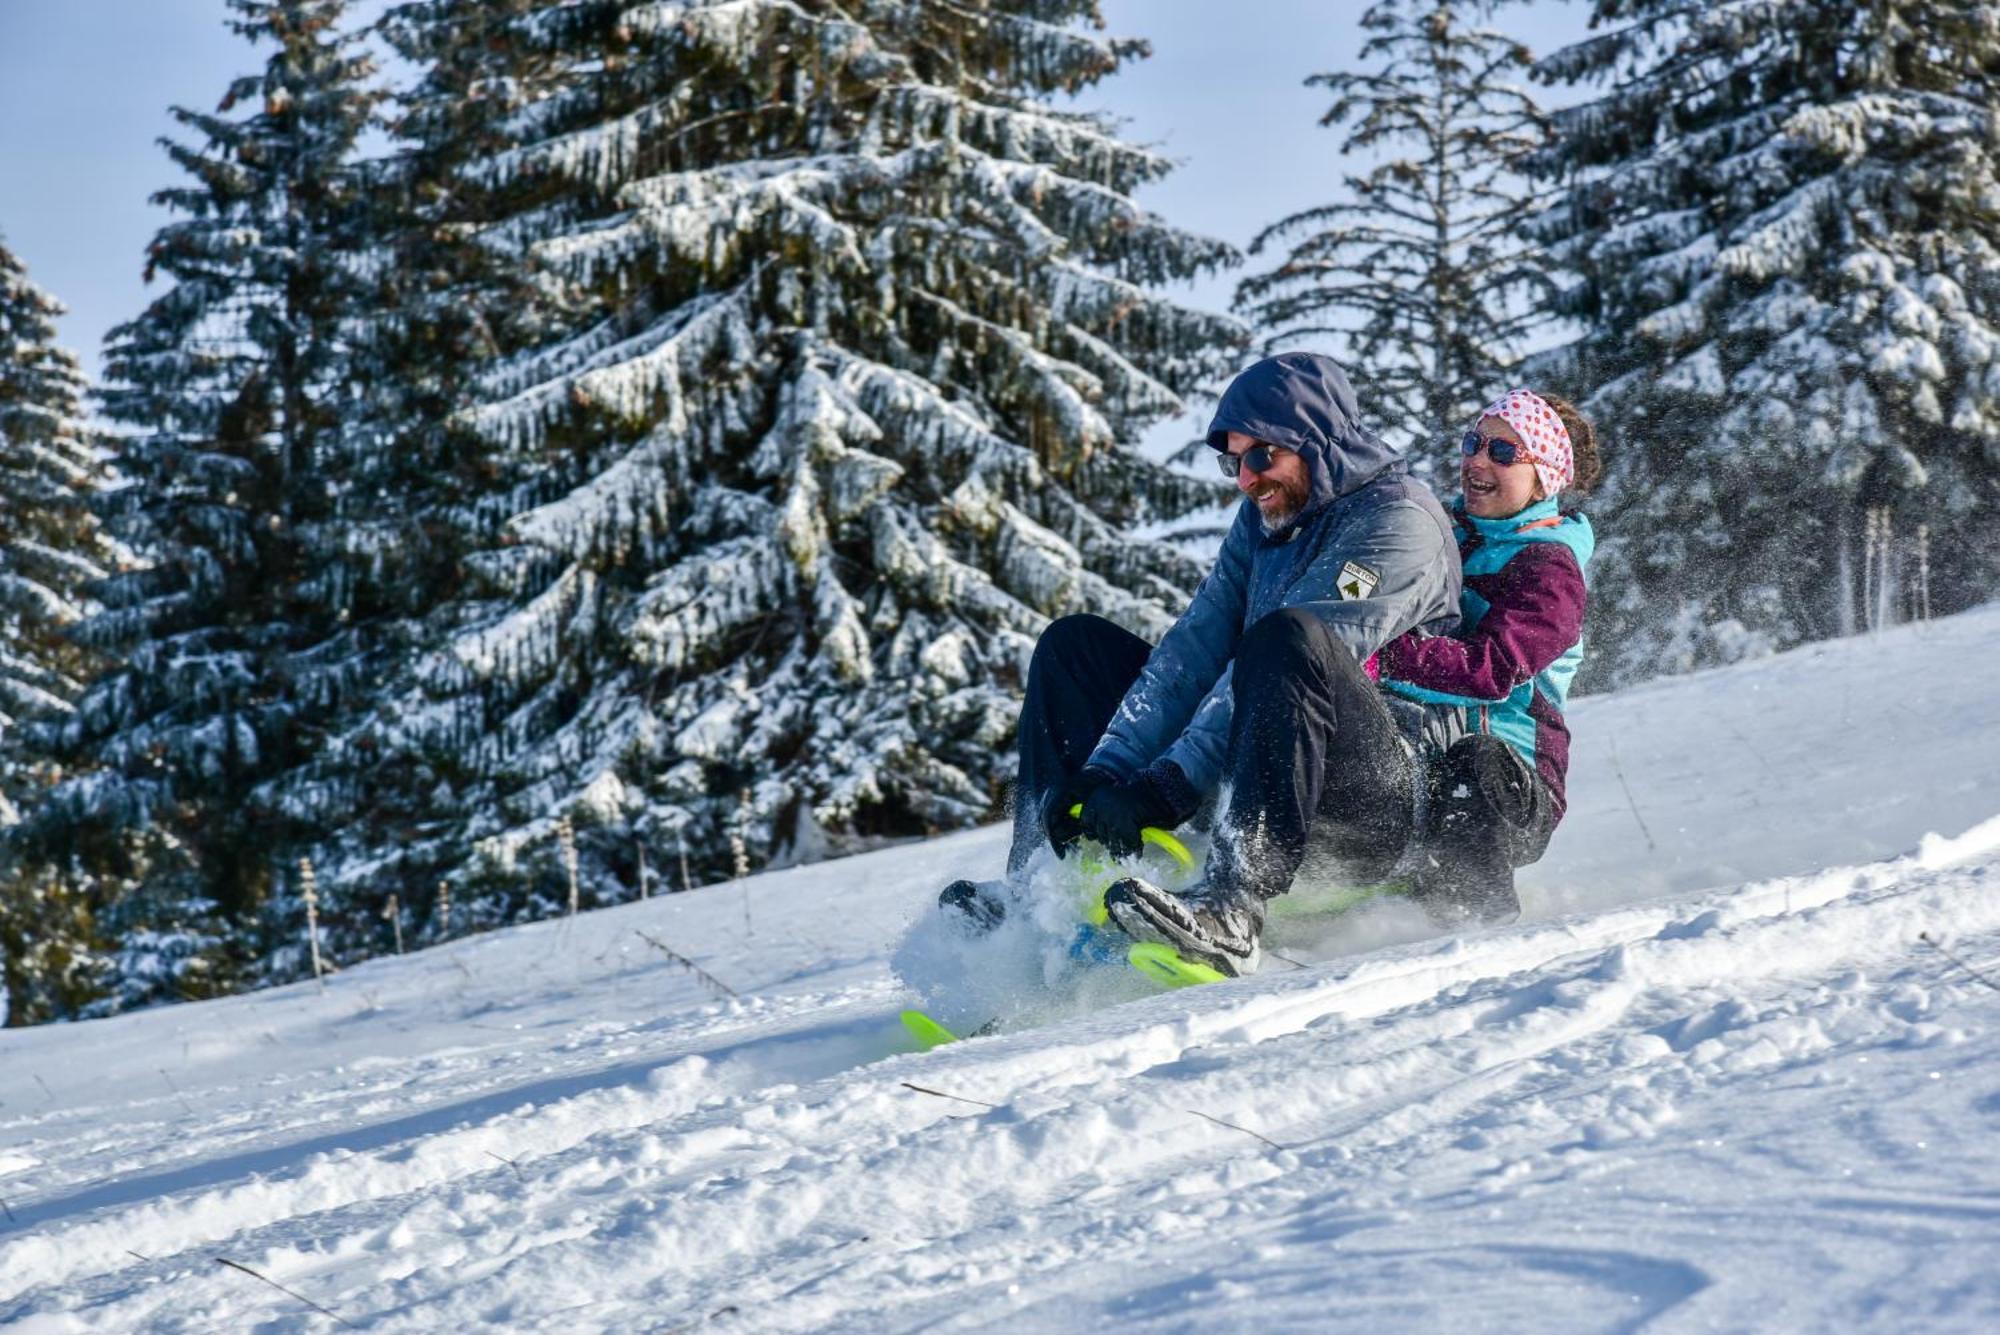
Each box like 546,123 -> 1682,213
1217,443 -> 1286,478
1460,431 -> 1523,466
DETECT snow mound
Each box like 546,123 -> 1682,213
4,607 -> 2000,1330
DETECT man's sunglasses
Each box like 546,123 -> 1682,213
1461,431 -> 1523,466
1217,443 -> 1287,478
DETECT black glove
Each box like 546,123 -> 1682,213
1077,767 -> 1188,860
1042,768 -> 1113,858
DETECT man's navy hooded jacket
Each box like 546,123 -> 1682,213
1085,353 -> 1461,797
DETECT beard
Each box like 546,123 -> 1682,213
1251,477 -> 1310,536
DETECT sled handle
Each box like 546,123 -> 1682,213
1067,804 -> 1195,872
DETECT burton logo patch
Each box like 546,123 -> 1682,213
1337,560 -> 1380,601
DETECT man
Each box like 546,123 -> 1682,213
941,352 -> 1461,976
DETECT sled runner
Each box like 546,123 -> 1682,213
898,812 -> 1429,1048
901,813 -> 1212,1047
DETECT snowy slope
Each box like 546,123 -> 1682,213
4,608 -> 2000,1332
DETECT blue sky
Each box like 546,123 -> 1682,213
0,0 -> 1591,394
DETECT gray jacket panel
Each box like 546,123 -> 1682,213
1088,470 -> 1459,795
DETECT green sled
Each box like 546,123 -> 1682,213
1126,941 -> 1228,989
900,1008 -> 961,1050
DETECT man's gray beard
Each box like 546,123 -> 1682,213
1257,500 -> 1301,537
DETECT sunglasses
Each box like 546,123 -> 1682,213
1460,431 -> 1523,466
1217,443 -> 1287,478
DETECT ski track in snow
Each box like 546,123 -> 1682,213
4,609 -> 2000,1331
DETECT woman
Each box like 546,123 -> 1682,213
1378,389 -> 1602,925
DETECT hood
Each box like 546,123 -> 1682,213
1205,352 -> 1405,531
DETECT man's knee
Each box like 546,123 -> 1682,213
1031,612 -> 1119,671
1041,612 -> 1116,646
1235,608 -> 1358,690
1028,613 -> 1153,695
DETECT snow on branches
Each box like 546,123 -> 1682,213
350,0 -> 1241,915
1529,0 -> 2000,686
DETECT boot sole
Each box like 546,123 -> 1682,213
1105,879 -> 1259,978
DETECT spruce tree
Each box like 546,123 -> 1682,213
262,0 -> 591,955
1529,0 -> 2000,683
33,0 -> 385,1004
350,0 -> 1242,922
0,240 -> 111,815
0,238 -> 120,1023
1239,0 -> 1551,480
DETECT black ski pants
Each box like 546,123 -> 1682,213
1009,609 -> 1414,899
1009,613 -> 1155,873
1211,608 -> 1414,901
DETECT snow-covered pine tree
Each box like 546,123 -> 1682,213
1238,0 -> 1552,481
0,238 -> 122,1023
1529,0 -> 2000,684
256,0 -> 616,954
351,0 -> 1242,921
0,239 -> 112,820
31,0 -> 386,1006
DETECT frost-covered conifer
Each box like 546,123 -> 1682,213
0,240 -> 112,813
258,0 -> 671,954
0,238 -> 121,1023
356,0 -> 1241,915
1530,0 -> 2000,684
1239,0 -> 1551,480
31,0 -> 384,1005
232,2 -> 565,973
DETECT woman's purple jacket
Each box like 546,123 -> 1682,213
1380,497 -> 1595,819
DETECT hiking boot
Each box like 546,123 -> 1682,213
937,878 -> 1008,932
1103,877 -> 1263,978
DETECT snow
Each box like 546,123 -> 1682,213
5,605 -> 2000,1330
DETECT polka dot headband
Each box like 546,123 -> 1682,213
1477,389 -> 1574,498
